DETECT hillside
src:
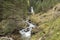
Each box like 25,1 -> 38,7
30,3 -> 60,40
0,0 -> 60,40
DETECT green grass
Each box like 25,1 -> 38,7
31,16 -> 60,40
35,0 -> 60,13
45,17 -> 60,40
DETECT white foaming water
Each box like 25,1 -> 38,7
19,20 -> 36,40
31,6 -> 34,14
25,20 -> 36,28
19,27 -> 32,40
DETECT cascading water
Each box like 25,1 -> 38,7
31,6 -> 34,15
19,27 -> 32,40
25,20 -> 36,28
19,20 -> 36,40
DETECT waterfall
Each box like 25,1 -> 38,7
31,6 -> 35,15
25,19 -> 36,28
19,20 -> 36,40
19,27 -> 32,40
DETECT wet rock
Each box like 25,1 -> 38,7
0,37 -> 13,40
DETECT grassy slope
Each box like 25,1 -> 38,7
30,3 -> 60,40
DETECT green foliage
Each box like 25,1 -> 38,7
0,0 -> 60,39
33,0 -> 60,13
0,0 -> 29,19
0,19 -> 17,35
0,0 -> 60,19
